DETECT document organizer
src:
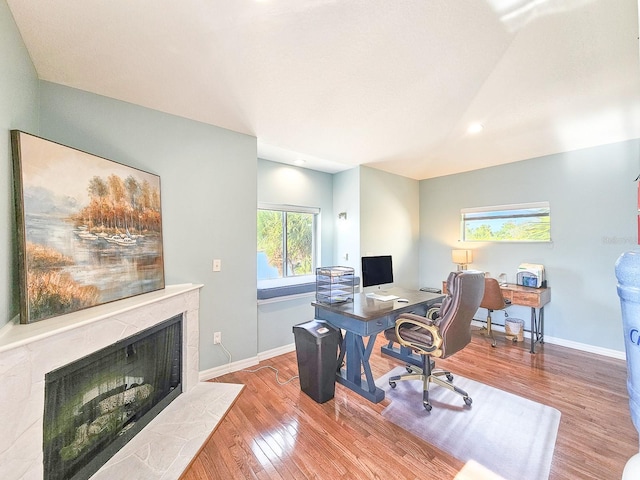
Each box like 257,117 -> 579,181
315,266 -> 355,304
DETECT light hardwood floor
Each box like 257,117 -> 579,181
181,331 -> 638,479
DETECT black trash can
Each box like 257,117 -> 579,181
292,320 -> 339,403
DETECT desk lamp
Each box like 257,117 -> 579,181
452,249 -> 473,271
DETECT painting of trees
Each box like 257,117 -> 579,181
78,174 -> 162,235
11,130 -> 165,323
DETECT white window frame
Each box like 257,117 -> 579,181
461,201 -> 551,242
257,203 -> 320,284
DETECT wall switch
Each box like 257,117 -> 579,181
213,331 -> 222,344
213,259 -> 221,272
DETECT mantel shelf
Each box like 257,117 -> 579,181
0,283 -> 203,354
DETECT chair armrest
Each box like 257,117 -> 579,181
397,312 -> 435,325
394,314 -> 444,358
426,304 -> 442,321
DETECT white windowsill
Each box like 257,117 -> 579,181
257,275 -> 316,290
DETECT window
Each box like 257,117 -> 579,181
257,204 -> 319,280
461,202 -> 550,242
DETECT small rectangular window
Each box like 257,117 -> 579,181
257,204 -> 319,280
461,202 -> 550,242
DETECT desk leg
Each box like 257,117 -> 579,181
529,306 -> 545,354
337,330 -> 346,373
337,331 -> 385,403
530,307 -> 537,353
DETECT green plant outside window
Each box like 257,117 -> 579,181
257,207 -> 317,279
462,202 -> 551,242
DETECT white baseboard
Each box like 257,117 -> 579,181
199,343 -> 297,381
471,320 -> 626,360
258,343 -> 296,361
200,326 -> 626,381
544,335 -> 625,360
199,355 -> 259,381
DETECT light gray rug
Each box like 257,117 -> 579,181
376,367 -> 561,480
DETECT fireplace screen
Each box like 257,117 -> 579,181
43,315 -> 182,480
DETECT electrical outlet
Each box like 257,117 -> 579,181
213,331 -> 222,344
213,259 -> 221,272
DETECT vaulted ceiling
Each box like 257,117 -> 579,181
7,0 -> 640,179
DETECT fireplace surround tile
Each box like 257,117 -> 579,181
0,283 -> 227,480
91,382 -> 243,480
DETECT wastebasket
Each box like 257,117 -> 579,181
293,320 -> 340,403
505,318 -> 524,342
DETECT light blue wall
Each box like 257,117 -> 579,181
257,159 -> 335,267
0,0 -> 39,328
256,159 -> 334,352
333,167 -> 360,271
255,164 -> 420,352
38,81 -> 258,371
419,140 -> 640,353
360,166 -> 420,290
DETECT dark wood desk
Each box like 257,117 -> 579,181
313,287 -> 443,403
443,281 -> 551,353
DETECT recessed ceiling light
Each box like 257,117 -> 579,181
467,123 -> 484,134
294,159 -> 306,166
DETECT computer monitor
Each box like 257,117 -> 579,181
361,255 -> 394,289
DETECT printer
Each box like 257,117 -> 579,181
516,263 -> 546,288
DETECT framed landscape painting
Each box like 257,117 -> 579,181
11,130 -> 165,324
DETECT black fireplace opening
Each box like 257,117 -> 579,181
43,314 -> 183,480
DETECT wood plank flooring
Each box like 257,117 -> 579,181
181,331 -> 638,479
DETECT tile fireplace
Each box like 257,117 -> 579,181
0,284 -> 204,480
43,315 -> 183,480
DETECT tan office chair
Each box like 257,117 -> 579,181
383,270 -> 485,411
479,277 -> 509,347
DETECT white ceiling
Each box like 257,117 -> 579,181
7,0 -> 640,179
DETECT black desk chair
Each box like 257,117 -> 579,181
383,270 -> 485,411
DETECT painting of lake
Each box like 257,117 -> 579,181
11,131 -> 165,323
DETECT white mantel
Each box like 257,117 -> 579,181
0,283 -> 240,480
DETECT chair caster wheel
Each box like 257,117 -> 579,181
464,396 -> 473,406
423,402 -> 432,411
389,381 -> 397,389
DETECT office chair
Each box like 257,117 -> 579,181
383,270 -> 485,411
479,277 -> 510,347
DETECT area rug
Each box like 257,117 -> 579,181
376,367 -> 561,480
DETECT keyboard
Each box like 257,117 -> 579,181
365,293 -> 399,301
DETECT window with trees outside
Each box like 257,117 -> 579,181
461,202 -> 550,242
257,205 -> 319,281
